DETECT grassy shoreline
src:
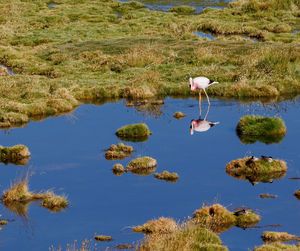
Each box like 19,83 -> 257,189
0,0 -> 299,127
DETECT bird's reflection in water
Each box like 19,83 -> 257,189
190,118 -> 219,135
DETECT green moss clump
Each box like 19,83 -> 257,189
226,157 -> 287,183
105,143 -> 133,160
235,212 -> 261,229
254,242 -> 300,251
116,123 -> 151,141
236,116 -> 287,144
262,231 -> 300,243
94,235 -> 112,242
0,145 -> 30,165
173,111 -> 186,119
154,170 -> 179,182
126,156 -> 157,171
168,5 -> 195,14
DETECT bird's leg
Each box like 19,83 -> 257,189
203,89 -> 210,120
198,90 -> 202,117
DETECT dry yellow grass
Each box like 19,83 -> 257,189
133,217 -> 178,235
262,231 -> 300,242
41,192 -> 68,212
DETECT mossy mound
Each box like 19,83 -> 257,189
226,157 -> 287,178
139,226 -> 228,251
236,116 -> 287,144
193,204 -> 261,233
168,5 -> 195,14
126,157 -> 157,172
105,143 -> 133,160
192,204 -> 236,233
133,217 -> 178,235
0,145 -> 31,165
94,235 -> 112,242
254,242 -> 300,251
262,231 -> 300,243
154,170 -> 179,182
116,123 -> 151,141
294,190 -> 300,200
173,111 -> 186,120
235,212 -> 261,229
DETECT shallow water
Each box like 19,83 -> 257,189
1,97 -> 300,250
118,0 -> 231,13
194,31 -> 215,40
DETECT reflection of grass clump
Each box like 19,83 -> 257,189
193,204 -> 261,233
40,192 -> 68,212
154,170 -> 179,182
133,217 -> 178,234
0,145 -> 31,165
236,116 -> 286,144
105,143 -> 133,160
116,123 -> 151,141
168,5 -> 195,14
262,231 -> 300,243
254,242 -> 300,251
94,235 -> 112,241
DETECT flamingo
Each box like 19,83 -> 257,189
189,77 -> 219,116
190,118 -> 219,135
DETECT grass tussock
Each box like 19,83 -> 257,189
193,204 -> 261,233
254,242 -> 300,251
0,220 -> 8,226
154,171 -> 179,182
262,231 -> 300,243
173,111 -> 186,119
2,175 -> 68,213
112,163 -> 125,175
139,224 -> 228,251
116,123 -> 151,139
105,142 -> 134,160
126,157 -> 157,172
0,144 -> 30,165
133,217 -> 178,235
260,194 -> 277,199
94,235 -> 112,242
236,116 -> 287,144
168,5 -> 195,14
40,192 -> 68,212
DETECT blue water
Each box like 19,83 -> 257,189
118,0 -> 231,13
194,31 -> 215,40
0,97 -> 300,250
245,36 -> 258,42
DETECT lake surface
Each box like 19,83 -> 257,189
0,96 -> 300,251
118,0 -> 231,13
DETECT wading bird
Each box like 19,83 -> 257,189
189,77 -> 219,116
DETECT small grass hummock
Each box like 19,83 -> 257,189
112,163 -> 125,176
0,220 -> 8,226
133,217 -> 178,235
126,157 -> 157,172
116,123 -> 151,142
168,5 -> 196,14
260,193 -> 277,199
40,192 -> 68,212
193,204 -> 261,233
0,145 -> 31,165
105,143 -> 134,160
154,170 -> 179,182
294,190 -> 300,200
262,231 -> 300,243
226,156 -> 287,185
173,111 -> 186,120
254,242 -> 300,251
236,116 -> 287,144
94,235 -> 112,242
